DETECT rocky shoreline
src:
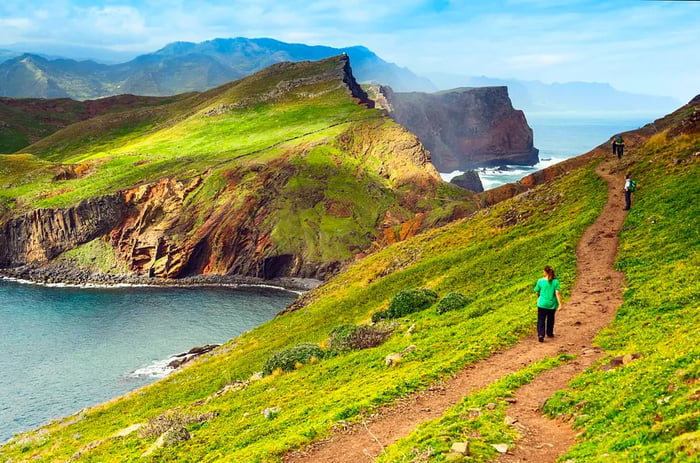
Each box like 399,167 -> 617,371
0,263 -> 322,293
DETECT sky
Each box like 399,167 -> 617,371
0,0 -> 698,102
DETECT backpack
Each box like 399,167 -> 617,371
629,179 -> 637,192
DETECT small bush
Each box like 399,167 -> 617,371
373,288 -> 438,321
328,324 -> 394,352
371,309 -> 391,323
138,410 -> 216,439
160,425 -> 190,447
465,305 -> 493,319
263,343 -> 325,375
436,292 -> 471,314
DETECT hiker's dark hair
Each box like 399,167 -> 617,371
544,265 -> 556,282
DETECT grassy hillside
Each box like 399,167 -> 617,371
3,96 -> 697,462
0,56 -> 472,277
541,108 -> 700,461
0,95 -> 183,153
371,99 -> 700,462
1,64 -> 696,460
0,152 -> 606,461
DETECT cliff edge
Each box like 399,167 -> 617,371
373,85 -> 539,171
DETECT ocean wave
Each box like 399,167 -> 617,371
128,357 -> 177,379
0,275 -> 303,294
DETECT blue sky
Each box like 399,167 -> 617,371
1,0 -> 698,101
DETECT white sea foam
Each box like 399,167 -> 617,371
128,357 -> 177,379
0,275 -> 151,289
0,275 -> 303,294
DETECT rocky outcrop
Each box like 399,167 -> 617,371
450,171 -> 484,193
0,195 -> 127,267
373,85 -> 539,171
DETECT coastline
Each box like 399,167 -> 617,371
0,263 -> 322,293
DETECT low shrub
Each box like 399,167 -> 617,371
371,309 -> 390,323
262,343 -> 326,375
138,410 -> 216,439
465,305 -> 494,319
160,425 -> 191,447
436,292 -> 471,314
373,288 -> 438,321
328,324 -> 394,352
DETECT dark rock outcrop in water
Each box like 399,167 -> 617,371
373,85 -> 539,171
450,171 -> 484,193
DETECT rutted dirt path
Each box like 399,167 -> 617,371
284,158 -> 627,463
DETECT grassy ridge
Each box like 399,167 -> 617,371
367,110 -> 700,463
542,130 -> 700,462
0,95 -> 185,154
0,162 -> 605,461
2,55 -> 474,280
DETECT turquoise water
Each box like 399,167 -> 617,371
0,279 -> 297,442
441,111 -> 663,189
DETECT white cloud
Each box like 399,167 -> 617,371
0,0 -> 697,100
0,17 -> 33,30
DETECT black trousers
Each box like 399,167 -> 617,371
624,190 -> 632,210
614,145 -> 624,159
537,307 -> 556,337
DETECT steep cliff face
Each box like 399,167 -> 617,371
374,86 -> 539,171
0,195 -> 126,266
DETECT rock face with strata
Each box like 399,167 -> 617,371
0,195 -> 127,267
375,86 -> 539,171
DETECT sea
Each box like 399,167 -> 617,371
0,111 -> 665,443
0,279 -> 297,442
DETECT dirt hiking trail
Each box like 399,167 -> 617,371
285,158 -> 628,463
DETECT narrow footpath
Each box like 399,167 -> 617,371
284,158 -> 627,463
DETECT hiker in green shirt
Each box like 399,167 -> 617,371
534,265 -> 563,342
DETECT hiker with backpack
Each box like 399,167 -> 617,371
612,135 -> 625,159
624,173 -> 636,210
534,265 -> 562,343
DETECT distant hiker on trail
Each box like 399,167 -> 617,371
623,173 -> 636,210
612,135 -> 625,159
534,265 -> 562,343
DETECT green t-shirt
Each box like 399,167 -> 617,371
534,278 -> 560,309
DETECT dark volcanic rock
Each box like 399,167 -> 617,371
0,194 -> 127,267
450,171 -> 484,193
375,86 -> 539,171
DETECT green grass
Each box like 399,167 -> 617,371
2,70 -> 376,214
542,131 -> 700,462
56,238 -> 130,274
0,162 -> 605,462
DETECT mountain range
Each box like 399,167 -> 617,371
0,37 -> 434,100
0,37 -> 679,113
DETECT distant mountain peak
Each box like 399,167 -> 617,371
0,38 -> 434,100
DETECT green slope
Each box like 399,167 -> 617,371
1,56 -> 472,277
0,94 -> 184,154
1,72 -> 696,461
0,143 -> 607,461
541,107 -> 700,462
